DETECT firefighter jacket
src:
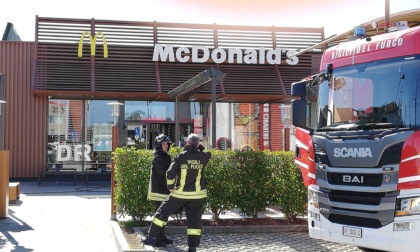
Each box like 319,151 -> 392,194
166,144 -> 211,200
147,150 -> 172,202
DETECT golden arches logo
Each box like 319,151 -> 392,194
78,31 -> 108,58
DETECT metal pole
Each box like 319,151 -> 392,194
385,0 -> 390,33
211,78 -> 216,149
118,100 -> 125,147
111,125 -> 118,220
175,96 -> 180,147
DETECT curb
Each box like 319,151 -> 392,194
111,220 -> 154,252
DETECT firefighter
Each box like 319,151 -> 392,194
143,133 -> 211,252
147,134 -> 174,246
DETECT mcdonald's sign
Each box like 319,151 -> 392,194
78,31 -> 108,58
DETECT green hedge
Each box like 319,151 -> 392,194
114,147 -> 306,221
205,150 -> 236,219
113,147 -> 154,221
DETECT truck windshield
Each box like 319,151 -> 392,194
315,56 -> 420,130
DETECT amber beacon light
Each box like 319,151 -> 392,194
77,31 -> 108,58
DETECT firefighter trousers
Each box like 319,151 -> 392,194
148,196 -> 204,248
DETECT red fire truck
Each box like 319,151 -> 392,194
292,24 -> 420,252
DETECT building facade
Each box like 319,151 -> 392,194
0,17 -> 323,178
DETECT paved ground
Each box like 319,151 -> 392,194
0,180 -> 117,252
0,181 -> 364,252
151,233 -> 363,252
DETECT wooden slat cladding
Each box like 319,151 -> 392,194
158,63 -> 215,94
218,65 -> 280,94
275,31 -> 324,51
270,104 -> 284,151
34,17 -> 324,103
157,27 -> 214,47
0,42 -> 47,178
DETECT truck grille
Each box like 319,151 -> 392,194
329,193 -> 382,205
328,190 -> 384,205
329,214 -> 382,228
328,173 -> 383,187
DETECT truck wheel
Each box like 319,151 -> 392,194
357,247 -> 388,252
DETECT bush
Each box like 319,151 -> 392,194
268,151 -> 307,220
114,147 -> 154,221
205,150 -> 236,219
231,151 -> 272,218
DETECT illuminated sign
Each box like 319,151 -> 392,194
152,44 -> 298,65
78,31 -> 108,58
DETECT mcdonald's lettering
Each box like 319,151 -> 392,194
78,32 -> 108,58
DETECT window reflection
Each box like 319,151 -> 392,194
47,99 -> 114,172
316,56 -> 420,129
125,101 -> 175,121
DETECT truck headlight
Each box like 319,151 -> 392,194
308,190 -> 319,208
396,197 -> 420,216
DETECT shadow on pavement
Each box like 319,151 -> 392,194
0,209 -> 34,251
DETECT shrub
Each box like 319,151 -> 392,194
231,151 -> 272,218
114,147 -> 154,221
113,147 -> 307,222
268,151 -> 307,220
205,150 -> 236,219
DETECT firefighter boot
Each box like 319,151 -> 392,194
159,227 -> 173,245
188,247 -> 197,252
142,236 -> 157,247
142,236 -> 167,247
160,235 -> 173,245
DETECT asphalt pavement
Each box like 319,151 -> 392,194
0,180 -> 364,252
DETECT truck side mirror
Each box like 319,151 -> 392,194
291,80 -> 307,97
291,99 -> 307,129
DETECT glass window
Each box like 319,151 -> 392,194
125,101 -> 174,121
315,56 -> 420,129
233,103 -> 260,151
48,100 -> 89,171
87,100 -> 114,166
47,99 -> 114,171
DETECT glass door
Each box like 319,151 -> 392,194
126,124 -> 148,149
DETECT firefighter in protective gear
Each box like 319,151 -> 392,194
147,134 -> 173,246
143,133 -> 211,252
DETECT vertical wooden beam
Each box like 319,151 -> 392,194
90,18 -> 96,96
275,66 -> 287,98
212,24 -> 225,96
0,150 -> 9,218
153,22 -> 162,94
284,128 -> 290,151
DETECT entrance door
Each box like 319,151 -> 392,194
125,123 -> 176,149
149,123 -> 175,149
149,126 -> 160,150
126,124 -> 148,149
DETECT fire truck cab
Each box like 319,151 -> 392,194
292,24 -> 420,252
